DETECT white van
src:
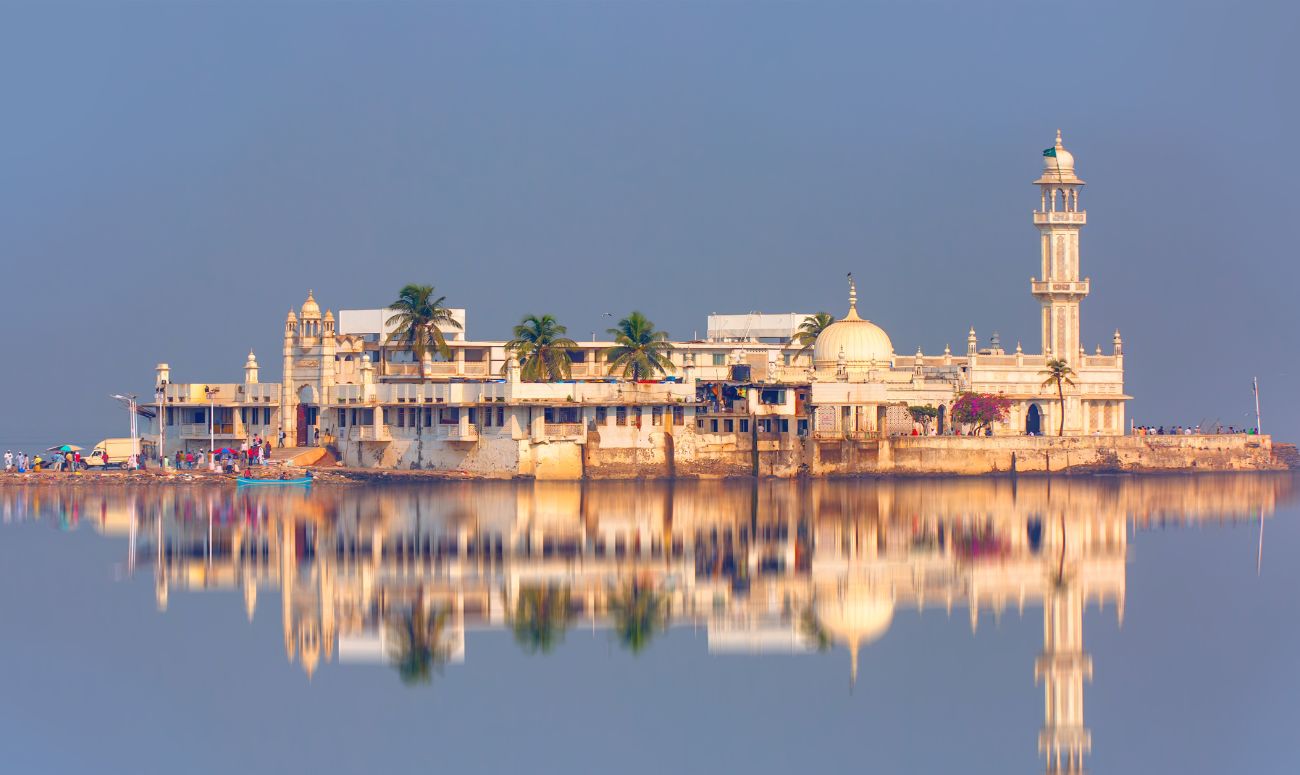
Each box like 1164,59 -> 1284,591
85,438 -> 139,469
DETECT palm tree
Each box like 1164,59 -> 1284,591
604,311 -> 675,381
608,580 -> 667,655
511,585 -> 574,655
385,284 -> 462,362
385,598 -> 452,686
790,312 -> 835,352
1039,358 -> 1077,437
506,314 -> 578,382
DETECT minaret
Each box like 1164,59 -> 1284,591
1032,130 -> 1089,362
1036,546 -> 1093,774
282,309 -> 298,445
321,310 -> 336,409
244,350 -> 259,385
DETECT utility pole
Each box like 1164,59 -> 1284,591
111,394 -> 140,469
205,385 -> 217,455
1253,376 -> 1262,434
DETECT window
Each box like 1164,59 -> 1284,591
673,406 -> 684,425
724,419 -> 734,432
780,419 -> 789,433
166,408 -> 175,426
424,408 -> 433,427
712,353 -> 726,366
616,407 -> 628,426
696,418 -> 705,430
710,419 -> 719,433
496,407 -> 505,426
759,388 -> 786,405
192,410 -> 205,424
439,408 -> 460,425
383,408 -> 395,425
596,407 -> 608,424
570,351 -> 587,363
240,408 -> 248,425
468,407 -> 478,425
397,408 -> 406,428
263,408 -> 271,425
739,419 -> 749,433
545,407 -> 581,424
651,407 -> 664,426
337,409 -> 346,426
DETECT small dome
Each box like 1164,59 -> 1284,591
300,290 -> 321,319
813,280 -> 894,370
816,586 -> 895,646
285,308 -> 297,323
245,350 -> 257,366
323,309 -> 334,322
1037,129 -> 1082,184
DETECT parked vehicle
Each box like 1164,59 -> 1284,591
84,438 -> 139,469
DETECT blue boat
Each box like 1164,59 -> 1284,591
236,476 -> 313,487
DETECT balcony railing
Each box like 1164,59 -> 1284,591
444,424 -> 479,442
1030,279 -> 1090,296
543,423 -> 584,439
350,426 -> 392,442
1032,211 -> 1086,225
179,423 -> 238,437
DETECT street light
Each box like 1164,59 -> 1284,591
204,385 -> 217,455
155,383 -> 167,466
111,394 -> 139,469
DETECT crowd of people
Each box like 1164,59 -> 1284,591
1133,424 -> 1260,436
173,436 -> 274,474
4,449 -> 85,472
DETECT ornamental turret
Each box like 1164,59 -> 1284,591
1032,130 -> 1090,362
244,350 -> 259,384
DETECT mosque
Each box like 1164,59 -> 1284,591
147,132 -> 1153,476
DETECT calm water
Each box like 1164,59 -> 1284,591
1,475 -> 1297,775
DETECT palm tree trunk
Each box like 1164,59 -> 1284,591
1057,378 -> 1066,437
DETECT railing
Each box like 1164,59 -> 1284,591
350,426 -> 392,442
444,424 -> 479,442
544,423 -> 584,438
179,423 -> 237,437
1032,211 -> 1086,225
1030,279 -> 1090,295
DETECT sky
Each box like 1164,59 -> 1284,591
1,0 -> 1297,449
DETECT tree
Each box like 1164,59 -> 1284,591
790,312 -> 835,352
1039,359 -> 1078,437
608,580 -> 667,655
908,405 -> 940,433
506,314 -> 578,382
385,599 -> 452,686
385,284 -> 462,362
950,392 -> 1012,435
511,585 -> 574,655
604,311 -> 675,381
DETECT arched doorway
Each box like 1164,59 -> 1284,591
1026,404 -> 1042,436
297,384 -> 319,446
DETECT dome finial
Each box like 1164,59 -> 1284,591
1055,128 -> 1063,146
847,272 -> 857,312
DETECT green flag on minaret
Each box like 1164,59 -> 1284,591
1043,147 -> 1057,158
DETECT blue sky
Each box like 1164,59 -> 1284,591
1,0 -> 1296,447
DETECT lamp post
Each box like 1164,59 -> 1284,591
111,394 -> 139,469
204,385 -> 216,455
155,384 -> 166,465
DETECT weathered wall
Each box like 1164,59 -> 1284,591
337,429 -> 1283,479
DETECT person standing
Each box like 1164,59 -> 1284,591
277,427 -> 285,448
4,450 -> 13,472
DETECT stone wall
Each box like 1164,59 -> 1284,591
336,428 -> 1283,479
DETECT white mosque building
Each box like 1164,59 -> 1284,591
150,131 -> 1140,474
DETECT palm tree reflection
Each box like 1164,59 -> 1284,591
609,580 -> 667,655
511,585 -> 574,655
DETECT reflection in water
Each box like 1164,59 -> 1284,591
1,475 -> 1293,774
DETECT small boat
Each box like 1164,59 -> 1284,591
236,476 -> 313,487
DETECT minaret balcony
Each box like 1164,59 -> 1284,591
1033,211 -> 1086,225
1031,279 -> 1090,296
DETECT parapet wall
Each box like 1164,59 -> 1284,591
336,428 -> 1284,479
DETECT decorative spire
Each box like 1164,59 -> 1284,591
845,273 -> 861,320
1015,341 -> 1023,354
1055,128 -> 1063,147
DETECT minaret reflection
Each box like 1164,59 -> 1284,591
7,474 -> 1290,773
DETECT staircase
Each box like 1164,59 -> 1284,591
282,447 -> 339,468
1271,443 -> 1300,470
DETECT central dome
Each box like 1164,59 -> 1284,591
813,280 -> 894,370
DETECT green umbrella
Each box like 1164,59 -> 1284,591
47,444 -> 82,453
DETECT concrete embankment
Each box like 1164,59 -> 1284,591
2,435 -> 1289,485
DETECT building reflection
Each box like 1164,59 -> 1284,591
2,475 -> 1292,774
